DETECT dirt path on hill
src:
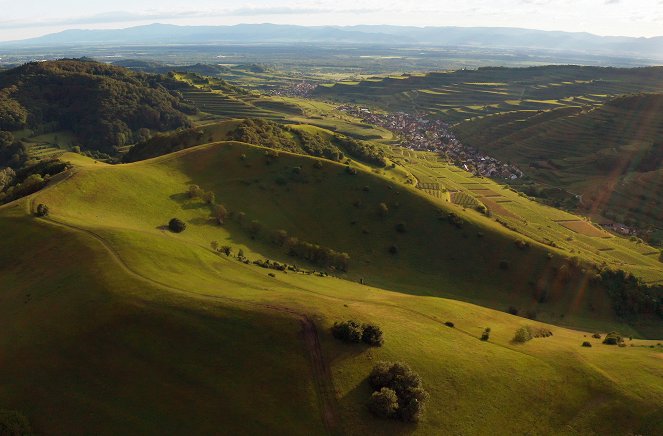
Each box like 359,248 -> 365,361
27,183 -> 340,435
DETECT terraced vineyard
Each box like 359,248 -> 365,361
387,150 -> 663,286
456,93 -> 663,243
182,89 -> 284,120
315,65 -> 663,122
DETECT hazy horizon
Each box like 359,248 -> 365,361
1,0 -> 662,42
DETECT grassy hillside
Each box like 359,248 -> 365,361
31,143 -> 663,332
0,146 -> 662,434
314,65 -> 663,123
456,93 -> 663,243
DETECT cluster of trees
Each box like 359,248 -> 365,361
602,331 -> 625,346
367,362 -> 429,422
232,216 -> 350,271
512,325 -> 553,343
282,236 -> 350,271
331,135 -> 387,167
0,131 -> 28,169
184,182 -> 350,271
186,184 -> 229,225
228,118 -> 387,166
123,127 -> 209,162
188,184 -> 215,205
594,268 -> 663,318
0,158 -> 70,204
229,119 -> 299,151
0,59 -> 196,153
331,320 -> 384,346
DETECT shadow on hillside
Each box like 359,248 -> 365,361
338,378 -> 417,435
189,217 -> 215,226
169,192 -> 209,210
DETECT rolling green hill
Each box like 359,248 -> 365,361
456,93 -> 663,244
0,144 -> 662,434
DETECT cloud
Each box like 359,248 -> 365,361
0,10 -> 206,29
230,6 -> 378,16
0,5 -> 381,29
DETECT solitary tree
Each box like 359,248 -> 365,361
35,203 -> 49,217
168,218 -> 187,233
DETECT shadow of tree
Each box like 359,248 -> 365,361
338,376 -> 417,435
189,217 -> 215,226
169,192 -> 209,210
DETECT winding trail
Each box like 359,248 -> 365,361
26,177 -> 341,435
23,165 -> 558,431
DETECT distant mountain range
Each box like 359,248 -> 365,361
2,23 -> 663,59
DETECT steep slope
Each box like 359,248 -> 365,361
0,210 -> 324,434
456,93 -> 663,241
0,148 -> 662,434
33,144 -> 663,334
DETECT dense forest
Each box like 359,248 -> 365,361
228,119 -> 387,166
0,59 -> 196,153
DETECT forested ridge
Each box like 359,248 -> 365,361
0,59 -> 196,153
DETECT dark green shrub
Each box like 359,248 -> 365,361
333,320 -> 384,346
507,306 -> 519,316
582,341 -> 592,347
332,320 -> 363,343
388,244 -> 399,255
168,218 -> 186,233
368,388 -> 399,418
361,323 -> 384,347
481,327 -> 491,341
603,332 -> 623,345
530,327 -> 553,338
368,361 -> 429,422
592,333 -> 601,339
444,321 -> 455,328
513,327 -> 532,343
395,222 -> 407,233
35,203 -> 49,217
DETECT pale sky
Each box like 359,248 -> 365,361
0,0 -> 662,42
